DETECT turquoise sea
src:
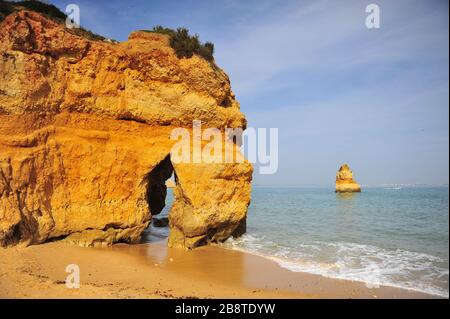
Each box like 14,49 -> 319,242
147,186 -> 449,297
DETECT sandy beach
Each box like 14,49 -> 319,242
0,1 -> 448,304
0,240 -> 437,299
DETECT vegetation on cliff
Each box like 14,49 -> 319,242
0,0 -> 105,41
1,1 -> 215,62
0,0 -> 65,21
145,25 -> 215,62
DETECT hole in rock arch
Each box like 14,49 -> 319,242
141,155 -> 176,243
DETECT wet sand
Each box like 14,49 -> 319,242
0,240 -> 437,299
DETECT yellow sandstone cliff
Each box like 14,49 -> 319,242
0,10 -> 252,248
335,164 -> 361,193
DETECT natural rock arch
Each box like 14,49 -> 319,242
145,155 -> 174,218
0,10 -> 252,249
144,152 -> 252,249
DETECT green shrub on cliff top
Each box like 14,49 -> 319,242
149,25 -> 175,37
145,26 -> 215,62
198,41 -> 215,61
0,0 -> 65,22
0,1 -> 16,22
16,0 -> 66,20
0,0 -> 105,41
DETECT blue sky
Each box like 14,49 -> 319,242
50,0 -> 449,186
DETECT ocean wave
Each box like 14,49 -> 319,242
221,234 -> 449,298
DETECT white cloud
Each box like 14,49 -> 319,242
215,0 -> 449,95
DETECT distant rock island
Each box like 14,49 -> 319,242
335,164 -> 361,193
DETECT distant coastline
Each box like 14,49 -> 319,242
251,184 -> 450,188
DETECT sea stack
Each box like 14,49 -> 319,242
0,10 -> 252,249
335,164 -> 361,193
165,179 -> 176,188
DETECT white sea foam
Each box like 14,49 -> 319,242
221,234 -> 449,298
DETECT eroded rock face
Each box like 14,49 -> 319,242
169,153 -> 252,248
335,164 -> 361,193
0,11 -> 252,248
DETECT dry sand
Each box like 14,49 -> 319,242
0,240 -> 437,299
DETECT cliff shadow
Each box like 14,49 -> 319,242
141,155 -> 175,243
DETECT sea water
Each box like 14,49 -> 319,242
224,186 -> 449,297
147,186 -> 449,297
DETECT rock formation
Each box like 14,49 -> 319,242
165,179 -> 176,188
0,10 -> 252,248
335,164 -> 361,193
